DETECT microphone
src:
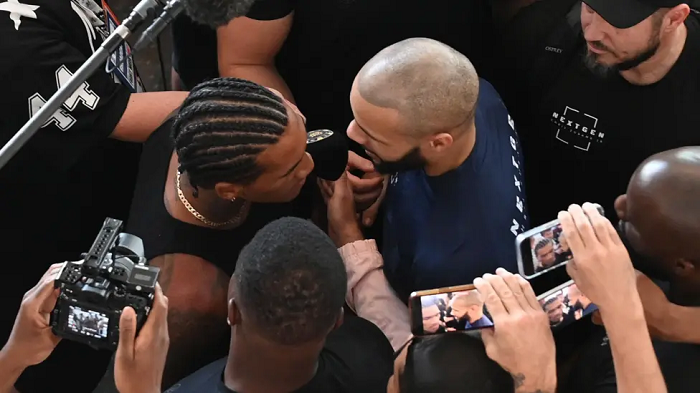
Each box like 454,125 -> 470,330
133,0 -> 256,52
181,0 -> 257,28
133,0 -> 184,51
306,129 -> 349,181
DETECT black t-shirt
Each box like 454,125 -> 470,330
164,315 -> 394,393
0,0 -> 141,391
654,339 -> 700,392
126,118 -> 305,275
172,0 -> 497,134
499,1 -> 700,224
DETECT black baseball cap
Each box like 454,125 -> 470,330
584,0 -> 687,29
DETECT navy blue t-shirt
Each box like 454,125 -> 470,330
164,315 -> 393,393
382,79 -> 530,302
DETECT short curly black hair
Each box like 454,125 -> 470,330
233,217 -> 347,345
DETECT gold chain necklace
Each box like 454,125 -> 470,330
176,171 -> 248,228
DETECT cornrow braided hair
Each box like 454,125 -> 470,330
172,77 -> 289,193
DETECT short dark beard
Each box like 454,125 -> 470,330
374,147 -> 427,174
583,23 -> 662,78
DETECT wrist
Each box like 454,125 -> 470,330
513,367 -> 557,393
0,346 -> 28,387
600,296 -> 646,329
335,224 -> 364,246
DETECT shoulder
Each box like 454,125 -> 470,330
324,314 -> 394,365
477,78 -> 507,109
165,358 -> 228,393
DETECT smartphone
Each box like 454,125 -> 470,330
516,203 -> 604,279
408,285 -> 494,336
536,280 -> 598,330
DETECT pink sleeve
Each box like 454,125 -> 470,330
338,240 -> 413,351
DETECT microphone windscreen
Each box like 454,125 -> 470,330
306,129 -> 348,181
181,0 -> 256,28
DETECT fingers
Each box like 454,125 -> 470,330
568,204 -> 597,247
25,263 -> 65,310
332,172 -> 351,197
117,306 -> 137,361
559,211 -> 585,255
582,202 -> 611,246
495,268 -> 531,311
516,273 -> 541,311
317,179 -> 334,203
347,172 -> 384,194
360,175 -> 388,227
474,276 -> 506,319
147,284 -> 169,337
347,151 -> 374,173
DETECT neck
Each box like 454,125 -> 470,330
620,24 -> 687,85
225,331 -> 321,393
424,121 -> 476,176
178,172 -> 246,226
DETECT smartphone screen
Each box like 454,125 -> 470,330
409,285 -> 494,336
516,204 -> 603,278
537,280 -> 597,330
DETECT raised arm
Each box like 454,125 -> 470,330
217,1 -> 296,101
323,174 -> 411,350
561,203 -> 667,393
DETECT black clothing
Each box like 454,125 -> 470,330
164,315 -> 394,393
172,0 -> 497,134
561,326 -> 617,393
499,0 -> 700,225
654,339 -> 700,393
0,0 -> 141,391
126,118 -> 303,275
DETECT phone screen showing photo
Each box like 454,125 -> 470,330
538,281 -> 597,330
418,289 -> 494,335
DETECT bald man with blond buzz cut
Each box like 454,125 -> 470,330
448,291 -> 493,331
344,38 -> 531,302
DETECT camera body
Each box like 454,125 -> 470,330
50,218 -> 159,350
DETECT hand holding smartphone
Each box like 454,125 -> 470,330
516,203 -> 604,278
409,280 -> 598,335
408,285 -> 494,336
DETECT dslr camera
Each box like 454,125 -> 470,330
50,218 -> 160,350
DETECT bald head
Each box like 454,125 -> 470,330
628,147 -> 700,244
356,38 -> 479,136
451,291 -> 483,308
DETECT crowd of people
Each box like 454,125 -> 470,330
1,0 -> 700,392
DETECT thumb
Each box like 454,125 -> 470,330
117,307 -> 137,361
348,151 -> 374,173
361,177 -> 388,227
480,327 -> 497,355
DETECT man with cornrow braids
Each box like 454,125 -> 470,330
94,77 -> 315,392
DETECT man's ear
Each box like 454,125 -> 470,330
332,307 -> 345,332
215,182 -> 243,201
673,258 -> 696,278
428,133 -> 454,153
228,298 -> 241,326
614,194 -> 627,220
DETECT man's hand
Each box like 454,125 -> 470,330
2,263 -> 64,368
560,203 -> 637,312
347,151 -> 387,226
474,269 -> 556,392
320,173 -> 364,247
115,284 -> 169,393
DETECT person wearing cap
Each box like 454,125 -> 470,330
494,0 -> 700,227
